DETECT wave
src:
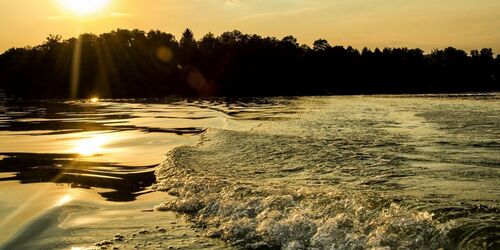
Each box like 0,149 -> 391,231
153,147 -> 459,249
151,129 -> 499,249
151,95 -> 500,250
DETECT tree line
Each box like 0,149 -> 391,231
0,28 -> 498,98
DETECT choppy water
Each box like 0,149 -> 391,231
1,94 -> 499,249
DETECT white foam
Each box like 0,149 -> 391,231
153,146 -> 453,249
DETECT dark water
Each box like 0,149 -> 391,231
0,95 -> 499,249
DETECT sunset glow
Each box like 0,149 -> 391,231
0,0 -> 498,249
1,1 -> 499,52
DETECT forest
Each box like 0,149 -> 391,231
0,28 -> 499,98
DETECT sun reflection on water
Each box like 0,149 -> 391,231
56,194 -> 73,206
73,134 -> 108,156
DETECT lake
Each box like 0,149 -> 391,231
0,94 -> 499,249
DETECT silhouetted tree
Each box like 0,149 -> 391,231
313,39 -> 331,51
0,28 -> 498,98
180,28 -> 196,51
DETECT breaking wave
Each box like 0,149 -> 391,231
153,129 -> 497,249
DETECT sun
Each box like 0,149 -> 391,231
59,0 -> 110,16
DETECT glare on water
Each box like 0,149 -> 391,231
72,134 -> 108,156
56,194 -> 73,206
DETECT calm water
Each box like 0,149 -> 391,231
0,95 -> 499,249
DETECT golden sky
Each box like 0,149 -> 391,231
1,0 -> 499,53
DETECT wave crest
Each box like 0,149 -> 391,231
153,145 -> 455,249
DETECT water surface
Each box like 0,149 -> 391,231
0,95 -> 499,249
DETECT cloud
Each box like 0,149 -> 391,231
44,15 -> 68,20
110,12 -> 131,18
44,12 -> 131,21
236,7 -> 320,21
